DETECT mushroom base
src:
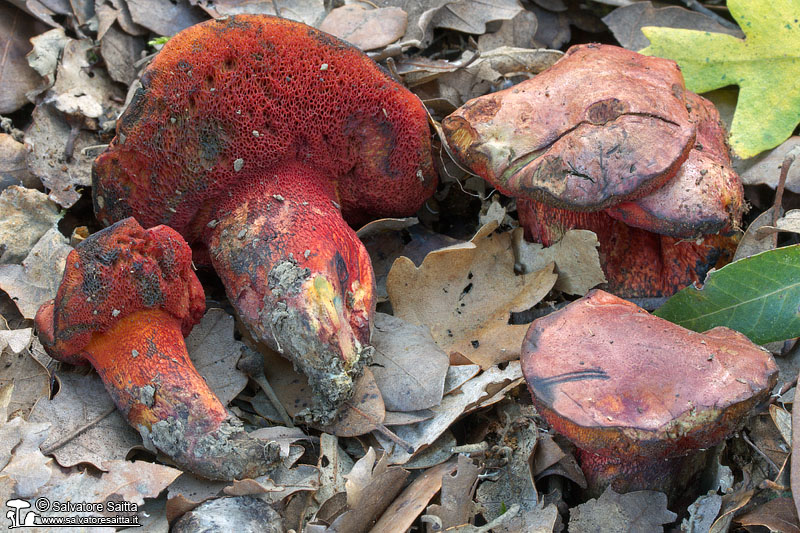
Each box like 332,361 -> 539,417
577,447 -> 710,501
85,309 -> 277,480
205,164 -> 376,425
518,199 -> 736,298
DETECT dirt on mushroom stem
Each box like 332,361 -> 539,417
205,163 -> 376,425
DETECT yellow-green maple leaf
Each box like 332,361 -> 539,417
640,0 -> 800,158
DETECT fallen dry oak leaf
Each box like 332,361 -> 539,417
0,3 -> 43,114
0,134 -> 37,191
184,308 -> 249,406
569,487 -> 677,532
319,5 -> 407,51
29,372 -> 140,471
0,339 -> 49,418
370,312 -> 449,412
166,474 -> 227,522
424,454 -> 480,530
34,459 -> 181,522
371,457 -> 458,533
374,362 -> 523,465
512,227 -> 606,295
321,447 -> 409,533
0,384 -> 51,499
0,186 -> 61,265
0,227 -> 71,319
388,221 -> 556,368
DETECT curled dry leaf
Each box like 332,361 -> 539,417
310,434 -> 354,518
358,218 -> 461,303
373,0 -> 522,49
319,5 -> 407,51
99,25 -> 147,85
166,474 -> 227,522
370,312 -> 449,412
29,372 -> 140,471
683,492 -> 723,533
755,209 -> 800,239
388,221 -> 557,368
477,8 -> 539,50
733,207 -> 779,261
0,227 -> 72,319
736,497 -> 800,533
48,39 -> 123,122
0,186 -> 61,265
0,329 -> 32,355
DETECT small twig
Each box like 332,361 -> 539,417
772,150 -> 798,226
742,431 -> 779,474
238,349 -> 294,427
375,424 -> 414,454
41,406 -> 116,455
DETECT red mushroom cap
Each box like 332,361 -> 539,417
36,217 -> 205,365
522,290 -> 777,463
441,43 -> 695,210
93,14 -> 436,240
606,92 -> 744,237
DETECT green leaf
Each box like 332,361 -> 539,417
640,0 -> 800,158
654,245 -> 800,345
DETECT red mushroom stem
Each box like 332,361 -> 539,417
206,164 -> 375,420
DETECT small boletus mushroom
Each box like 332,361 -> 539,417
35,218 -> 277,480
442,44 -> 743,297
521,289 -> 777,497
92,15 -> 437,423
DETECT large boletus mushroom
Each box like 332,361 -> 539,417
521,290 -> 777,497
442,44 -> 744,297
92,15 -> 437,424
